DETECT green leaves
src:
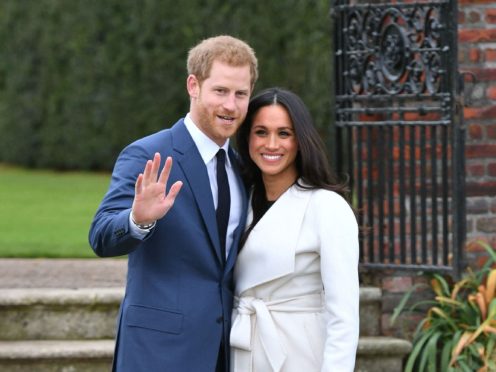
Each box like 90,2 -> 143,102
394,241 -> 496,371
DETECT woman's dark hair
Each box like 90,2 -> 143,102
236,87 -> 351,240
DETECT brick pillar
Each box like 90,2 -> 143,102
377,3 -> 496,340
459,0 -> 496,267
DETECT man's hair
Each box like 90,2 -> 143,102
187,35 -> 258,89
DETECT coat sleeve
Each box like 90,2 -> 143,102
315,191 -> 360,372
88,142 -> 155,257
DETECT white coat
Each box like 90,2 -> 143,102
230,183 -> 359,372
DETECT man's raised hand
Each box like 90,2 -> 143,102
131,153 -> 183,225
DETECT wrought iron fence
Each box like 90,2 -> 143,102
331,0 -> 466,277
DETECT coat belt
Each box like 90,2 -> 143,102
230,293 -> 323,372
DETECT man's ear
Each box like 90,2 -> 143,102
186,74 -> 200,98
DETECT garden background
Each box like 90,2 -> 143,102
0,0 -> 332,257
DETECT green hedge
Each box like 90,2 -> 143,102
0,0 -> 331,170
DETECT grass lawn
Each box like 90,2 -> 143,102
0,164 -> 112,257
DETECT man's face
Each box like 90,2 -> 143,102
187,60 -> 252,146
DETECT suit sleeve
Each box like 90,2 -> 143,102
88,143 -> 155,257
316,191 -> 360,372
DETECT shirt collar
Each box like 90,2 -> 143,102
184,113 -> 232,167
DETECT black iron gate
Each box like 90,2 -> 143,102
331,0 -> 466,277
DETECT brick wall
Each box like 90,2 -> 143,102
459,0 -> 496,267
373,1 -> 496,339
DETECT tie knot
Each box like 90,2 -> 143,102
217,149 -> 227,165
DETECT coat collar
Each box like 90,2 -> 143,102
234,183 -> 312,294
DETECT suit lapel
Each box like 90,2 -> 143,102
170,120 -> 222,263
225,148 -> 248,272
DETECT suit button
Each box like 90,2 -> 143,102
216,316 -> 223,324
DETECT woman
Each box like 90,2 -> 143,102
230,88 -> 359,372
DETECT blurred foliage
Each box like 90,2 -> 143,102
392,241 -> 496,372
0,0 -> 332,170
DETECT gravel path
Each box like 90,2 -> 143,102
0,258 -> 127,289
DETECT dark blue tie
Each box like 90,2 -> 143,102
216,149 -> 230,262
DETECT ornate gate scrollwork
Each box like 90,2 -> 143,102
344,3 -> 445,96
332,0 -> 465,276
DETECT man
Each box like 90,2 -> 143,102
89,35 -> 258,372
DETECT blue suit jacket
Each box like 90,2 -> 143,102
89,119 -> 248,372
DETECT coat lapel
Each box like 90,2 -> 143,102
234,185 -> 312,294
170,121 -> 222,263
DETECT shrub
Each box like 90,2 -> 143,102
0,0 -> 331,170
392,241 -> 496,372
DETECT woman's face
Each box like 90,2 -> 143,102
248,104 -> 298,185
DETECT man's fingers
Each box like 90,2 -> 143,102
166,181 -> 183,202
158,157 -> 173,185
142,160 -> 153,187
150,153 -> 161,181
135,173 -> 143,195
142,153 -> 161,187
